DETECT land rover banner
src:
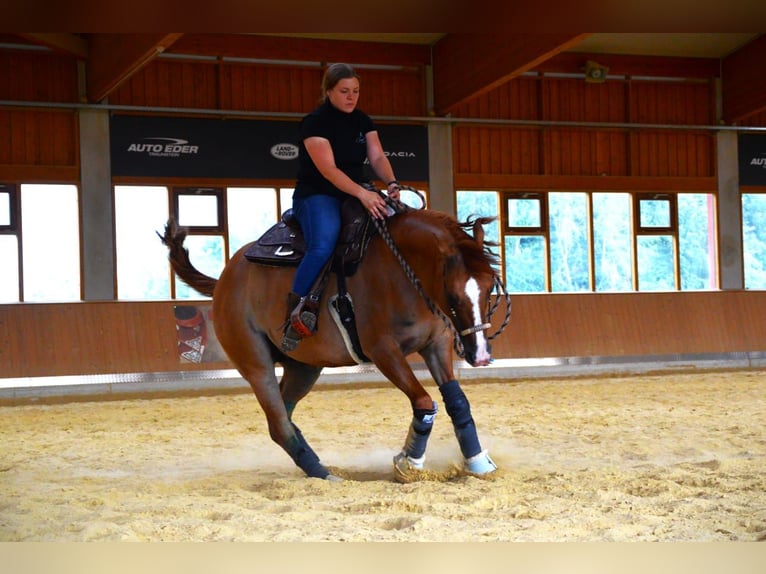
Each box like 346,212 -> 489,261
110,114 -> 429,181
738,133 -> 766,186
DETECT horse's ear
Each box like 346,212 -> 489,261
472,219 -> 485,247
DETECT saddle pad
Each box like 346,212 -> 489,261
244,221 -> 305,266
328,294 -> 370,364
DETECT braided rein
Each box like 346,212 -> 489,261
366,184 -> 511,359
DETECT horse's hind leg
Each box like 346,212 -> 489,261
235,333 -> 332,479
278,356 -> 323,419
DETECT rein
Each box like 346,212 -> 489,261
365,184 -> 512,359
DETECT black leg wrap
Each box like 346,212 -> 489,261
289,423 -> 329,479
403,402 -> 437,459
439,379 -> 482,459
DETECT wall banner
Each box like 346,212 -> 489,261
738,133 -> 766,186
110,114 -> 429,182
366,123 -> 429,182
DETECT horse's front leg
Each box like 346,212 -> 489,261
420,341 -> 498,476
364,337 -> 438,478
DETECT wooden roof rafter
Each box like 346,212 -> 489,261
431,33 -> 591,115
15,33 -> 89,59
85,33 -> 184,103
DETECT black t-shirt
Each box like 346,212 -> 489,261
294,100 -> 376,200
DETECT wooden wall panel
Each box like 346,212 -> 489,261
453,126 -> 540,176
721,34 -> 766,124
220,63 -> 320,113
629,81 -> 714,125
0,108 -> 78,170
452,77 -> 539,120
0,50 -> 79,102
109,60 -> 219,109
488,291 -> 766,360
107,60 -> 426,117
355,68 -> 426,117
451,76 -> 716,185
541,78 -> 627,123
629,131 -> 714,177
0,302 -> 197,378
543,129 -> 628,176
3,292 -> 766,379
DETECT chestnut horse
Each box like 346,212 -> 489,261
160,201 -> 510,481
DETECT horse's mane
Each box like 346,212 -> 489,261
411,210 -> 500,276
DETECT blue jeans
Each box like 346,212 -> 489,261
291,194 -> 343,296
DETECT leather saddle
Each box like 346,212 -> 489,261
244,195 -> 380,364
244,196 -> 376,275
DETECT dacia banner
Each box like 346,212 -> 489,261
738,133 -> 766,186
110,114 -> 429,182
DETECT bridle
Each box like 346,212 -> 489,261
365,184 -> 512,359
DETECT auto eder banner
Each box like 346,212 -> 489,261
110,114 -> 429,182
738,133 -> 766,186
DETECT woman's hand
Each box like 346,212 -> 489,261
358,186 -> 389,219
386,181 -> 401,201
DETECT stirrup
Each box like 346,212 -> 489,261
280,325 -> 302,352
290,309 -> 317,338
281,309 -> 317,351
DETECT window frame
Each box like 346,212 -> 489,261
0,183 -> 20,233
633,192 -> 680,290
634,192 -> 678,234
0,183 -> 22,301
502,191 -> 549,234
461,189 -> 710,294
172,187 -> 226,234
501,192 -> 550,292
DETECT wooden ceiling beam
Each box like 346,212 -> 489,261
16,33 -> 89,59
432,33 -> 591,115
722,34 -> 766,124
167,33 -> 432,67
86,33 -> 183,103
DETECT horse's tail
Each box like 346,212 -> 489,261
157,217 -> 218,298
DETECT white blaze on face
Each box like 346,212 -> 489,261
464,277 -> 491,365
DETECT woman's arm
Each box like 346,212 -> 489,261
304,136 -> 389,219
365,131 -> 400,201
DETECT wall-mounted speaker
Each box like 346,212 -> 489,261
584,60 -> 609,83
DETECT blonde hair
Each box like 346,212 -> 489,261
321,63 -> 360,102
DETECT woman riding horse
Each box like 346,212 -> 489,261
283,62 -> 402,351
161,205 -> 510,482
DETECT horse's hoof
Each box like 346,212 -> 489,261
464,449 -> 497,475
393,451 -> 426,483
393,451 -> 425,470
325,473 -> 344,482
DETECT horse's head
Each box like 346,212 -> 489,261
442,217 -> 501,368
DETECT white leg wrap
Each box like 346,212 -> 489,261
394,450 -> 425,470
464,449 -> 497,474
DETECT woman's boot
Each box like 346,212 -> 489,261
280,292 -> 317,351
